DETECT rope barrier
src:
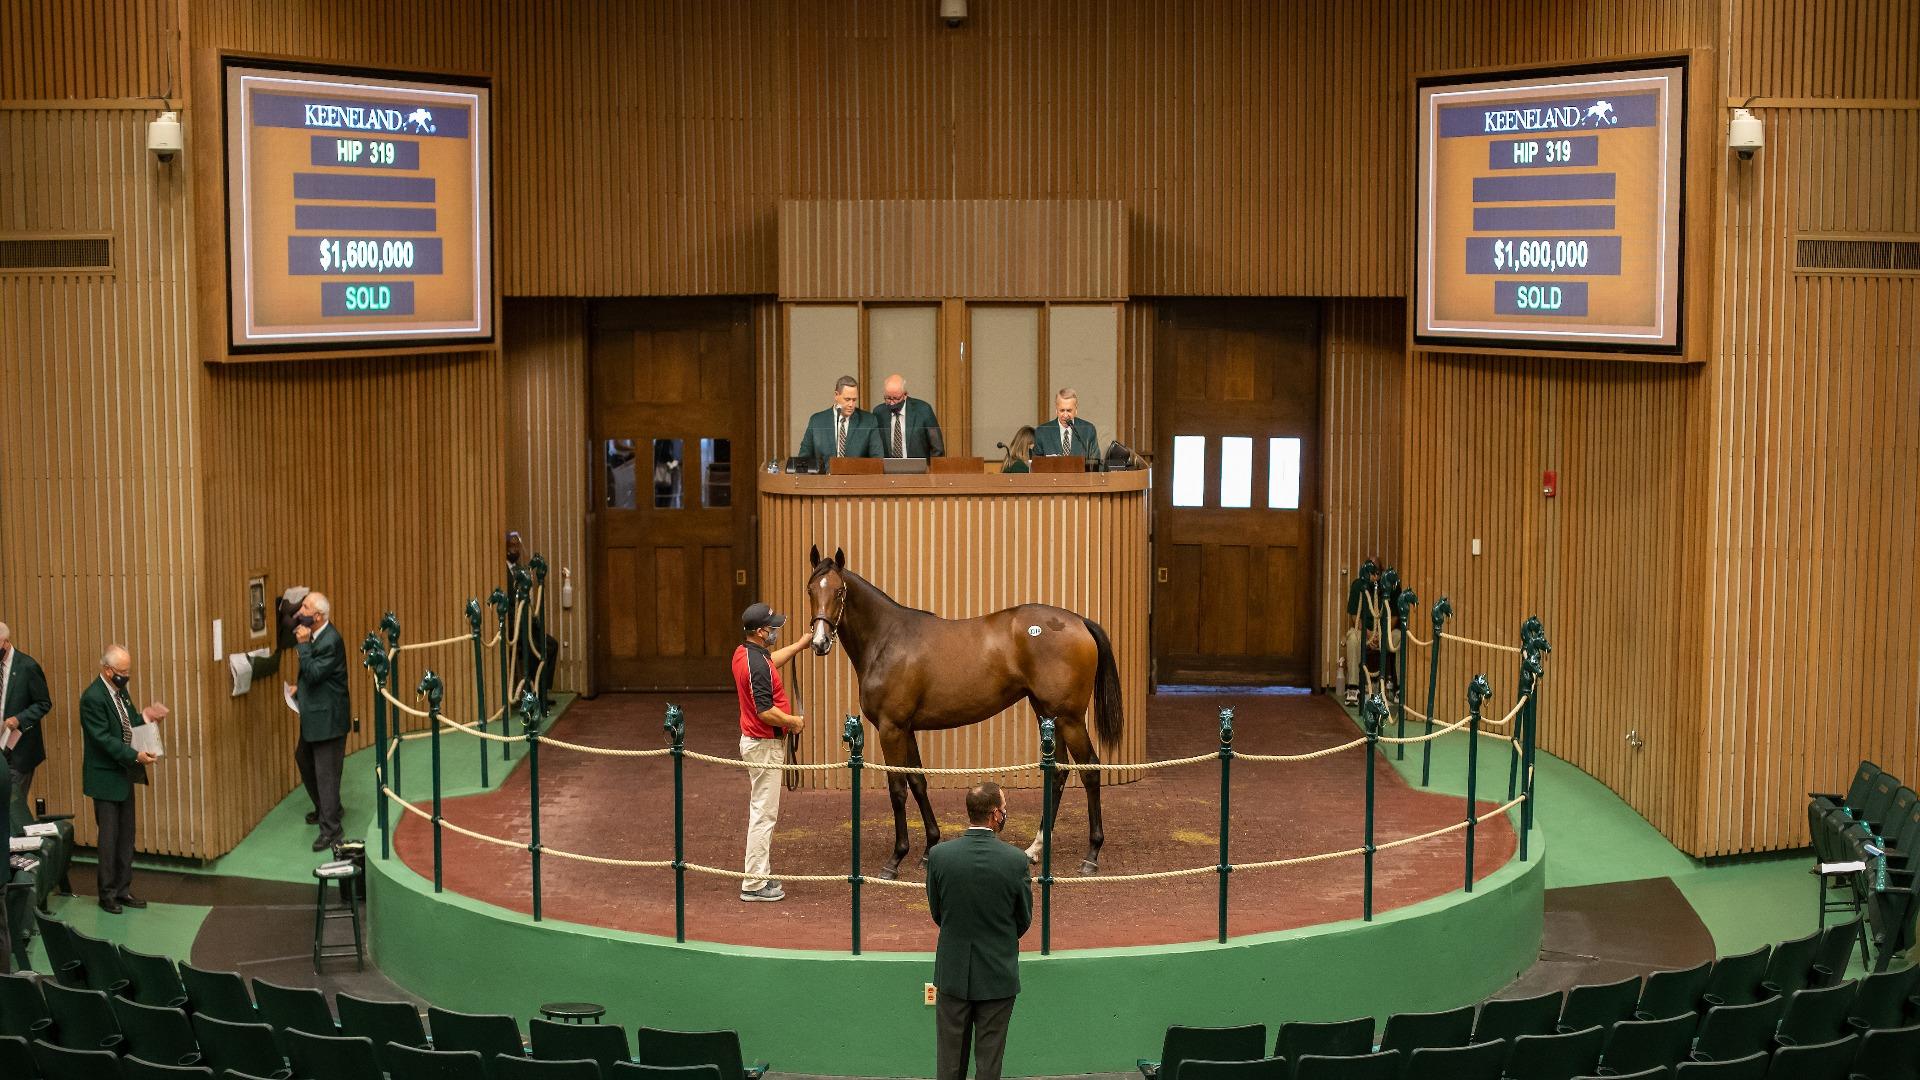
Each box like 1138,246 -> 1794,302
538,734 -> 673,759
385,787 -> 527,851
1237,736 -> 1368,763
867,760 -> 1041,777
395,632 -> 476,653
1439,630 -> 1523,655
1055,752 -> 1216,774
680,749 -> 845,772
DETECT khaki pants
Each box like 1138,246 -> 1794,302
740,735 -> 785,892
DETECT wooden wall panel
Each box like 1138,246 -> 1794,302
503,299 -> 589,695
0,107 -> 206,857
0,0 -> 182,100
1318,300 -> 1405,691
758,474 -> 1150,790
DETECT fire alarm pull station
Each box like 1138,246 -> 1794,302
1543,470 -> 1558,498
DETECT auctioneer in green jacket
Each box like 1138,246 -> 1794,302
295,623 -> 351,743
78,677 -> 147,803
926,827 -> 1034,1001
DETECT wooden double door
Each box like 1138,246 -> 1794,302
590,299 -> 755,690
1152,300 -> 1321,686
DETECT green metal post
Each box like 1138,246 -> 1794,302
844,715 -> 864,955
521,690 -> 543,921
531,554 -> 550,703
1508,616 -> 1539,799
1039,717 -> 1056,957
467,599 -> 489,790
1523,622 -> 1549,827
1362,694 -> 1386,920
1393,587 -> 1418,759
491,588 -> 511,763
362,636 -> 391,860
1217,707 -> 1234,943
1517,651 -> 1542,862
419,670 -> 445,894
1419,597 -> 1453,787
665,703 -> 686,942
382,612 -> 402,794
1464,674 -> 1491,893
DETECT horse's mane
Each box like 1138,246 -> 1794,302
813,562 -> 937,619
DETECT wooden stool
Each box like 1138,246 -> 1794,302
539,1001 -> 607,1024
312,863 -> 364,971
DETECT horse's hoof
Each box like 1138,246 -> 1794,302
876,865 -> 899,881
1078,859 -> 1099,876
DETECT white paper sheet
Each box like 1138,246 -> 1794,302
132,723 -> 164,758
284,682 -> 301,715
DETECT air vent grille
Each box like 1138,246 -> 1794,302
1795,235 -> 1920,275
0,236 -> 114,272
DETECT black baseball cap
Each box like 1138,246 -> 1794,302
741,603 -> 787,632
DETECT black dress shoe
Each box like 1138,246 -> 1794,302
98,898 -> 123,914
313,835 -> 335,852
116,895 -> 148,909
305,811 -> 320,825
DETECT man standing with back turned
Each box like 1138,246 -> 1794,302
927,782 -> 1033,1080
294,592 -> 350,852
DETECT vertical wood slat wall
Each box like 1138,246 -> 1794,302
0,107 -> 204,857
758,481 -> 1150,790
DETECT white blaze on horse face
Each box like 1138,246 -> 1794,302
812,617 -> 832,654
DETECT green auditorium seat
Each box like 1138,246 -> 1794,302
1810,915 -> 1865,985
0,972 -> 54,1039
1688,997 -> 1785,1063
1559,975 -> 1643,1034
1575,1069 -> 1668,1080
1772,980 -> 1856,1046
1172,1055 -> 1289,1080
1274,1017 -> 1374,1062
226,1071 -> 291,1080
30,916 -> 85,989
1401,1037 -> 1504,1080
1290,1049 -> 1399,1079
1671,1051 -> 1769,1077
117,947 -> 190,1009
180,964 -> 257,1023
529,1015 -> 630,1073
607,1063 -> 723,1080
1701,946 -> 1773,1008
1810,761 -> 1879,819
1757,930 -> 1820,996
495,1057 -> 601,1080
633,1027 -> 768,1080
1136,1024 -> 1266,1079
1849,1022 -> 1920,1080
190,1014 -> 291,1080
123,1059 -> 216,1079
384,1043 -> 489,1080
41,982 -> 123,1052
426,1007 -> 526,1079
110,997 -> 203,1067
67,928 -> 132,996
250,980 -> 335,1039
30,1037 -> 126,1080
284,1029 -> 383,1080
1598,1013 -> 1696,1074
1474,991 -> 1563,1043
0,1034 -> 40,1079
1377,1005 -> 1473,1056
1847,966 -> 1920,1032
1761,1033 -> 1855,1080
1634,962 -> 1712,1021
334,992 -> 428,1071
1503,1023 -> 1604,1080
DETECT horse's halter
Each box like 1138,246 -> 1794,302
811,571 -> 849,653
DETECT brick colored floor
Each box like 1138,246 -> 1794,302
395,691 -> 1518,950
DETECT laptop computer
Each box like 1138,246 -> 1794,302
881,457 -> 929,474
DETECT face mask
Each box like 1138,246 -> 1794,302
764,627 -> 780,646
111,673 -> 130,691
508,551 -> 522,566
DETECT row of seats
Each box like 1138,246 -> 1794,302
1810,760 -> 1920,969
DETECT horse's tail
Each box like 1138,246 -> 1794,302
1081,617 -> 1124,746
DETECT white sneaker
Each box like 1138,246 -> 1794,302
739,884 -> 785,902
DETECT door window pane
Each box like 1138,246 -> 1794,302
1269,437 -> 1302,509
1220,436 -> 1253,508
652,438 -> 684,509
701,438 -> 731,508
1172,435 -> 1206,507
605,438 -> 637,509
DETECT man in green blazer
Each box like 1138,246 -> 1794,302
79,645 -> 163,913
796,375 -> 884,461
873,373 -> 946,458
926,782 -> 1032,1080
294,592 -> 351,852
0,622 -> 53,813
1031,388 -> 1100,463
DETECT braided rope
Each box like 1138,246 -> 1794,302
679,748 -> 845,772
1439,631 -> 1522,655
541,847 -> 672,870
1055,752 -> 1215,774
867,761 -> 1041,776
681,862 -> 925,889
1237,736 -> 1367,763
1052,863 -> 1221,884
384,787 -> 526,851
1233,845 -> 1371,872
395,632 -> 476,653
538,735 -> 673,759
1402,626 -> 1432,648
436,712 -> 520,744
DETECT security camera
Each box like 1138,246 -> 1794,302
939,0 -> 966,28
147,110 -> 182,163
1727,108 -> 1763,161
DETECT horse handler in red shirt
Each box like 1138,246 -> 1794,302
731,602 -> 809,902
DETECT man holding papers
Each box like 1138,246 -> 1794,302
79,645 -> 164,914
0,622 -> 52,817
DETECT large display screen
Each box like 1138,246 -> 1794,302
1415,60 -> 1686,354
224,61 -> 492,352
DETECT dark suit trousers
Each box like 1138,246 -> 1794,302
295,735 -> 346,840
93,797 -> 135,899
937,992 -> 1016,1080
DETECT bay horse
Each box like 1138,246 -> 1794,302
803,546 -> 1123,878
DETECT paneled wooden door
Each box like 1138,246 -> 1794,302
1152,300 -> 1321,685
590,299 -> 755,690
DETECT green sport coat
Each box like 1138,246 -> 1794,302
78,678 -> 146,803
926,827 -> 1033,1001
1032,417 -> 1100,462
1,649 -> 53,773
296,623 -> 352,743
797,407 -> 884,460
871,397 -> 946,458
